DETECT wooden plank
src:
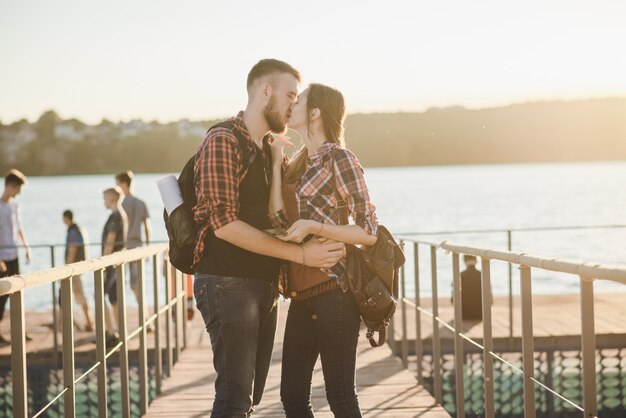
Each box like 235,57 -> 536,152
145,301 -> 449,417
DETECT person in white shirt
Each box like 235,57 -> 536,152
0,169 -> 32,346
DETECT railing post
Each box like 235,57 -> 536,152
520,265 -> 536,418
153,254 -> 163,394
138,258 -> 149,415
175,270 -> 182,363
94,269 -> 108,418
116,264 -> 131,418
481,258 -> 495,418
413,242 -> 423,384
51,245 -> 60,367
430,245 -> 442,404
165,261 -> 173,377
580,276 -> 597,418
61,276 -> 76,418
182,272 -> 188,350
507,230 -> 514,343
400,240 -> 409,368
452,252 -> 465,417
10,290 -> 28,418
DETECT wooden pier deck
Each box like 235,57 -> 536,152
144,300 -> 450,417
391,292 -> 626,353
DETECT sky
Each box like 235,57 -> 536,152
1,0 -> 626,124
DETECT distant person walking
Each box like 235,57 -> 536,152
101,187 -> 128,343
115,171 -> 150,305
62,210 -> 94,331
0,169 -> 32,346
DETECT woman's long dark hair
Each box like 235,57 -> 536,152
284,83 -> 346,184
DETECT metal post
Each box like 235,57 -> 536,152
414,242 -> 423,384
116,264 -> 131,418
165,261 -> 173,377
520,266 -> 536,418
430,245 -> 442,404
175,270 -> 182,364
580,276 -> 597,418
481,258 -> 495,418
452,252 -> 465,418
61,277 -> 76,418
10,290 -> 28,418
138,259 -> 149,415
51,246 -> 60,366
153,254 -> 163,394
507,230 -> 514,342
94,269 -> 108,418
182,271 -> 188,350
400,241 -> 409,368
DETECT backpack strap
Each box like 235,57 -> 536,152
329,150 -> 350,226
209,121 -> 256,175
366,328 -> 386,348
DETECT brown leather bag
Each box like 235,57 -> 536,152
281,183 -> 335,300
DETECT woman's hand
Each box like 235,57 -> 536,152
279,219 -> 322,243
270,135 -> 293,167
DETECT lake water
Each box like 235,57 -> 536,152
9,161 -> 626,311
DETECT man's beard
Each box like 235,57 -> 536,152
263,95 -> 288,134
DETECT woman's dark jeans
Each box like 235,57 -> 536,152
194,274 -> 279,418
281,287 -> 362,418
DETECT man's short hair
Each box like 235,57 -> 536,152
246,59 -> 301,91
5,169 -> 27,186
115,171 -> 133,186
103,186 -> 123,201
63,210 -> 74,221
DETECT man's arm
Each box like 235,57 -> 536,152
143,219 -> 151,245
18,229 -> 31,263
215,220 -> 345,268
66,245 -> 79,264
103,231 -> 117,256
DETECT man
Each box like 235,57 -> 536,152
115,171 -> 150,307
457,254 -> 492,321
102,186 -> 128,343
193,59 -> 346,417
62,210 -> 94,331
0,169 -> 32,346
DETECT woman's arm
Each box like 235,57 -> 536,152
281,220 -> 376,246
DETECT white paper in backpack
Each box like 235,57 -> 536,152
157,175 -> 184,215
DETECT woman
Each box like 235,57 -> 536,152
269,83 -> 378,418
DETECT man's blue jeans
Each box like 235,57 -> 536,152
280,287 -> 362,418
194,274 -> 279,418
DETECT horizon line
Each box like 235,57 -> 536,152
2,94 -> 626,126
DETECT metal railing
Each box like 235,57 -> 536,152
0,243 -> 189,418
392,238 -> 626,418
396,224 -> 626,342
1,240 -> 169,364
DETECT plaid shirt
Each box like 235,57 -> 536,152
192,111 -> 272,265
270,142 -> 378,291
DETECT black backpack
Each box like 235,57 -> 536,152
163,122 -> 254,274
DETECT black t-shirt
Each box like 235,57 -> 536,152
102,210 -> 125,254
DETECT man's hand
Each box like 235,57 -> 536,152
301,238 -> 345,268
0,261 -> 6,273
25,247 -> 32,264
